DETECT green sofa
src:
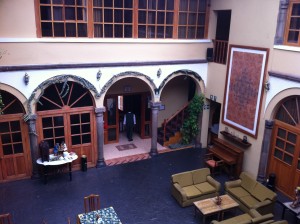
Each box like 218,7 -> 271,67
225,172 -> 277,215
171,168 -> 221,207
210,209 -> 287,224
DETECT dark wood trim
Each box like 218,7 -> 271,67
34,0 -> 42,38
269,71 -> 300,83
0,60 -> 206,72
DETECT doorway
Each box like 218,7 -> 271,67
0,90 -> 31,182
36,81 -> 96,169
208,101 -> 221,145
104,92 -> 151,144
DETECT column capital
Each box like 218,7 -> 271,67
95,107 -> 106,114
25,114 -> 37,122
265,120 -> 274,129
280,0 -> 289,9
150,101 -> 161,109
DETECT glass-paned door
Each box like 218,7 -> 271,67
0,90 -> 30,182
268,120 -> 300,197
104,96 -> 119,144
70,111 -> 94,167
37,81 -> 96,169
0,117 -> 30,181
42,115 -> 65,150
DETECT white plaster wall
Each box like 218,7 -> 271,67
0,63 -> 208,110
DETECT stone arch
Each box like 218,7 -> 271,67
99,71 -> 157,105
0,83 -> 28,113
265,87 -> 300,120
26,75 -> 100,116
157,69 -> 204,98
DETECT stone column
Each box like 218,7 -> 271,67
150,101 -> 161,156
257,120 -> 274,182
274,0 -> 289,44
26,114 -> 39,179
95,107 -> 106,168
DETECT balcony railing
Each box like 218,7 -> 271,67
213,39 -> 228,64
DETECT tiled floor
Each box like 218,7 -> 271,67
103,132 -> 167,161
0,147 -> 295,224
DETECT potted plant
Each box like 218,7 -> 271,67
181,94 -> 205,145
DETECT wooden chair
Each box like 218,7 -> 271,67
205,153 -> 224,176
84,194 -> 100,213
0,213 -> 13,224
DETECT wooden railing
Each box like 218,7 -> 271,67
213,39 -> 229,64
162,102 -> 190,142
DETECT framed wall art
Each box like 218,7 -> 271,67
222,45 -> 269,138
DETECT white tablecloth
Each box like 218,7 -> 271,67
36,154 -> 78,166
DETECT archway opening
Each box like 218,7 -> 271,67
36,81 -> 96,169
268,95 -> 300,198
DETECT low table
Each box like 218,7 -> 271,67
281,201 -> 300,222
36,154 -> 78,184
193,194 -> 239,223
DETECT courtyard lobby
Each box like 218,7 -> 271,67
0,147 -> 296,224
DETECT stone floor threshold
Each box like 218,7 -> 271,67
105,146 -> 195,166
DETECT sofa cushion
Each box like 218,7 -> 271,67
227,187 -> 251,198
172,172 -> 193,187
240,195 -> 260,208
194,182 -> 216,194
182,185 -> 202,199
240,172 -> 257,193
192,168 -> 210,184
215,213 -> 252,224
251,182 -> 276,202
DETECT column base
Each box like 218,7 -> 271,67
149,149 -> 158,157
96,159 -> 106,168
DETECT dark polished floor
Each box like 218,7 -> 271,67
0,148 -> 296,224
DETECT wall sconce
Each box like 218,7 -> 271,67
96,70 -> 102,81
264,80 -> 270,91
24,73 -> 29,85
157,68 -> 162,78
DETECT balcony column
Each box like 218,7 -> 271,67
257,120 -> 274,182
95,107 -> 106,168
26,114 -> 40,179
150,101 -> 161,156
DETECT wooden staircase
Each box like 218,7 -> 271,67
157,102 -> 190,147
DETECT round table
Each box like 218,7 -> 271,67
36,154 -> 78,184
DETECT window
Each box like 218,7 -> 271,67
284,0 -> 300,46
35,0 -> 209,39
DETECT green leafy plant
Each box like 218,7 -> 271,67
181,94 -> 205,145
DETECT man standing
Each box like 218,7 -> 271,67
123,111 -> 136,141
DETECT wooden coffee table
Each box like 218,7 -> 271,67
193,194 -> 239,223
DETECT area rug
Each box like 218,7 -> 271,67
116,143 -> 137,151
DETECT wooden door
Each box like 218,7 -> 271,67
68,111 -> 95,169
104,96 -> 119,144
38,108 -> 96,170
140,93 -> 151,139
268,120 -> 300,197
0,114 -> 31,182
36,81 -> 96,169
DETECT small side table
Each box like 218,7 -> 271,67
281,201 -> 300,223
